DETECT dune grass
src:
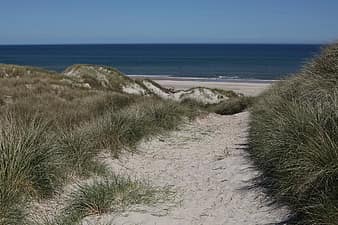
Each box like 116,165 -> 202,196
0,98 -> 194,224
41,175 -> 158,225
181,94 -> 254,116
0,65 -> 198,224
248,43 -> 338,224
210,96 -> 254,115
63,64 -> 150,93
0,63 -> 246,224
92,98 -> 195,155
0,112 -> 63,225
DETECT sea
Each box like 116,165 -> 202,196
0,44 -> 322,81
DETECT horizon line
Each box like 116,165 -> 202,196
0,42 -> 328,46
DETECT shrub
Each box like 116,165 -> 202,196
248,43 -> 338,224
211,96 -> 254,115
179,92 -> 252,116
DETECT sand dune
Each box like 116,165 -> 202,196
82,112 -> 289,225
153,79 -> 271,96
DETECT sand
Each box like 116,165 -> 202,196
83,112 -> 289,225
152,79 -> 272,96
31,79 -> 286,224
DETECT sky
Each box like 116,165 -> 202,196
1,0 -> 338,44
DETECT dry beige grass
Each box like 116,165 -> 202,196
0,64 -> 199,225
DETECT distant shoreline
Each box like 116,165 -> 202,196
130,76 -> 273,96
0,44 -> 322,81
128,74 -> 276,84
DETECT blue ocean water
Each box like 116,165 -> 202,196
0,44 -> 322,80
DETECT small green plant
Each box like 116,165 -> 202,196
53,175 -> 157,225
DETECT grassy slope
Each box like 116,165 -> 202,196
248,43 -> 338,224
0,64 -> 197,225
0,63 -> 249,224
63,64 -> 150,93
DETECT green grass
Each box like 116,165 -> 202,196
90,97 -> 197,156
0,64 -> 59,78
0,111 -> 64,225
1,62 -> 246,224
0,112 -> 63,198
63,64 -> 150,93
40,175 -> 158,225
0,64 -> 201,224
56,127 -> 101,177
180,95 -> 254,116
248,43 -> 338,224
0,98 -> 192,224
210,96 -> 254,115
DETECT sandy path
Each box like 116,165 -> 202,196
84,112 -> 288,225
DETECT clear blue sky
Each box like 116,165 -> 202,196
1,0 -> 338,44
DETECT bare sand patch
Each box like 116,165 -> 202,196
153,80 -> 271,96
82,112 -> 289,225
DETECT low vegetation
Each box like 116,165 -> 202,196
210,96 -> 254,115
0,63 -> 249,224
63,64 -> 149,94
248,43 -> 338,224
180,94 -> 254,116
41,175 -> 158,225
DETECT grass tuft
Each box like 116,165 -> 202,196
0,111 -> 63,225
248,43 -> 338,224
210,96 -> 254,115
49,175 -> 158,225
92,98 -> 196,156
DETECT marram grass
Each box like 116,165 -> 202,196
248,43 -> 338,225
0,62 -> 248,224
0,95 -> 196,224
35,175 -> 161,225
0,112 -> 63,225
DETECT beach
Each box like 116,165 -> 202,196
154,79 -> 272,96
2,64 -> 287,224
1,0 -> 336,223
130,76 -> 273,96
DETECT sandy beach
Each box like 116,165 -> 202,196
156,80 -> 271,96
130,76 -> 273,96
2,0 -> 335,223
4,64 -> 285,224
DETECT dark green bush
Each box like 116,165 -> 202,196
249,43 -> 338,225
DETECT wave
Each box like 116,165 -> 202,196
127,74 -> 277,83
